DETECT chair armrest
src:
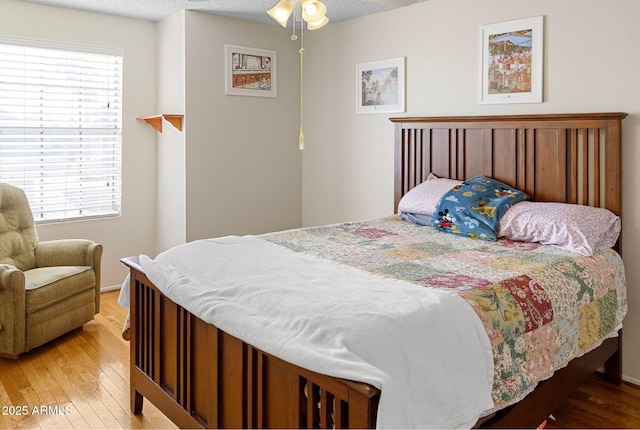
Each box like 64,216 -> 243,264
35,239 -> 102,268
0,264 -> 25,292
0,264 -> 26,357
35,240 -> 103,313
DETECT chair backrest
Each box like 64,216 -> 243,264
0,183 -> 38,271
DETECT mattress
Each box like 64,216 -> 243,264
134,215 -> 627,428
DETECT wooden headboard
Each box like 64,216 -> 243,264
390,113 -> 627,216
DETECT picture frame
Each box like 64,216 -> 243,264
356,57 -> 405,114
479,16 -> 543,104
225,45 -> 277,97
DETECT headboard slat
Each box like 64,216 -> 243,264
582,128 -> 590,206
593,128 -> 601,208
568,129 -> 579,205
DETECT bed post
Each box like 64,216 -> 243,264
394,122 -> 404,213
604,330 -> 622,384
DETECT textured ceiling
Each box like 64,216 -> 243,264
22,0 -> 426,24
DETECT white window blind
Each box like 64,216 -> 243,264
0,36 -> 123,223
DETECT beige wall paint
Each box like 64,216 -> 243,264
156,11 -> 187,251
0,0 -> 158,289
156,11 -> 303,250
301,0 -> 640,383
182,11 -> 302,241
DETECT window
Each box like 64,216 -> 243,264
0,36 -> 123,223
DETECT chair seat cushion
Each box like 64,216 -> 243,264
24,266 -> 95,313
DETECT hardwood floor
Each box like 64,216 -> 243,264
545,373 -> 640,429
1,290 -> 639,429
0,291 -> 176,430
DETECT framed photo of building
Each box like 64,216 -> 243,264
225,45 -> 276,97
356,57 -> 405,114
479,16 -> 543,104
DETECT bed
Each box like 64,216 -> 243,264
121,112 -> 628,429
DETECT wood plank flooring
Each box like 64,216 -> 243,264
545,372 -> 640,429
0,291 -> 176,430
1,290 -> 639,429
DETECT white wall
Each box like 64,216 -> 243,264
182,11 -> 302,241
0,0 -> 158,289
156,11 -> 187,251
153,10 -> 303,249
302,0 -> 640,383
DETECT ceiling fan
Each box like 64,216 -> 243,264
264,0 -> 421,150
266,0 -> 421,30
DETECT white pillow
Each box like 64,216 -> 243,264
397,174 -> 462,217
498,201 -> 621,256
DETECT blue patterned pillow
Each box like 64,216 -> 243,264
430,176 -> 530,241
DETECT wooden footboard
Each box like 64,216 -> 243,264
122,257 -> 380,429
123,256 -> 621,429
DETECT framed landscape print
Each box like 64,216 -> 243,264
479,16 -> 543,104
225,45 -> 277,97
357,57 -> 405,114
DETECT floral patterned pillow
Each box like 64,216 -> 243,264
431,176 -> 529,241
498,201 -> 621,256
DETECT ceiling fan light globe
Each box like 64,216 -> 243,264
301,0 -> 327,23
306,15 -> 329,30
267,0 -> 294,27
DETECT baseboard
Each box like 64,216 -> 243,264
101,284 -> 121,293
623,374 -> 640,387
597,366 -> 640,388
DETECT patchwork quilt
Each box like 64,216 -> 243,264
261,216 -> 627,408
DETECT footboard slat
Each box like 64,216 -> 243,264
320,389 -> 331,429
246,345 -> 255,428
307,382 -> 320,428
123,258 -> 380,429
178,307 -> 191,415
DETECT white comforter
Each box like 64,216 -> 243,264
136,236 -> 494,428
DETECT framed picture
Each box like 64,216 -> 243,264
357,57 -> 405,114
479,16 -> 543,104
225,45 -> 276,97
